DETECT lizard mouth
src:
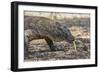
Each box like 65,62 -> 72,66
67,36 -> 75,43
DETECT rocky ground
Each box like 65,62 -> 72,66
25,37 -> 90,61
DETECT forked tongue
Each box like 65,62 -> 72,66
73,40 -> 77,51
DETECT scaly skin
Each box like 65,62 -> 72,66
24,16 -> 74,58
